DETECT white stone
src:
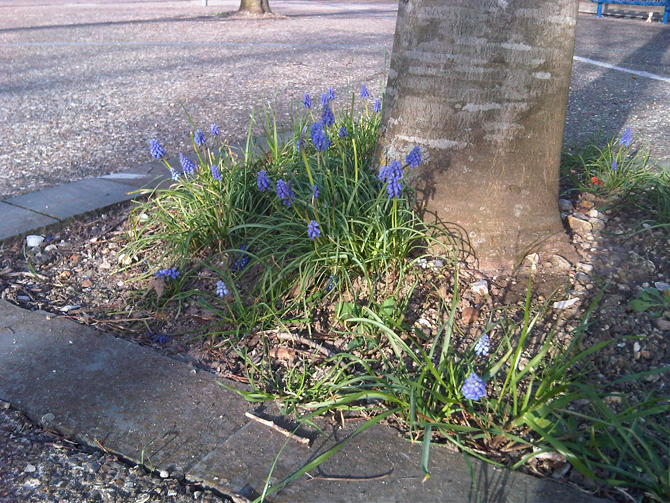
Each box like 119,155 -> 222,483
470,280 -> 489,296
553,298 -> 579,309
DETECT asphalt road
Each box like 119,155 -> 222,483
0,0 -> 668,198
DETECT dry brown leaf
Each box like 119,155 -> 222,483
461,307 -> 479,324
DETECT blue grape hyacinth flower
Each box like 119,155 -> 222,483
320,93 -> 329,107
327,87 -> 336,102
156,268 -> 179,281
339,126 -> 347,138
276,179 -> 295,206
194,129 -> 206,146
180,153 -> 197,175
233,243 -> 250,271
304,92 -> 311,109
216,280 -> 229,298
379,161 -> 403,198
360,83 -> 370,99
462,373 -> 486,401
474,334 -> 490,357
211,165 -> 221,181
307,220 -> 321,240
373,98 -> 382,113
322,104 -> 335,127
311,121 -> 330,151
257,170 -> 271,191
170,168 -> 181,181
210,124 -> 220,136
611,159 -> 618,171
312,184 -> 319,199
619,127 -> 632,147
150,139 -> 166,160
406,146 -> 421,169
150,332 -> 169,344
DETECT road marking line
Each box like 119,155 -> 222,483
573,55 -> 670,83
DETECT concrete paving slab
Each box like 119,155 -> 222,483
190,416 -> 609,503
0,299 -> 611,502
3,178 -> 140,221
0,202 -> 60,242
0,300 -> 252,476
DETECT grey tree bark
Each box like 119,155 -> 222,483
238,0 -> 272,15
377,0 -> 579,273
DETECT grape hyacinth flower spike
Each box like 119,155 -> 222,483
303,92 -> 311,109
210,124 -> 220,136
339,126 -> 347,138
474,334 -> 490,357
171,168 -> 181,181
611,159 -> 618,171
406,146 -> 421,169
619,127 -> 632,147
312,184 -> 319,199
373,98 -> 382,113
180,153 -> 196,175
307,220 -> 321,240
311,121 -> 330,151
276,179 -> 295,207
210,165 -> 221,181
320,93 -> 329,107
327,87 -> 336,102
257,170 -> 271,191
462,373 -> 486,401
216,280 -> 229,298
150,139 -> 166,160
322,103 -> 335,127
233,244 -> 250,271
156,267 -> 179,281
194,129 -> 206,146
378,161 -> 403,199
360,83 -> 370,99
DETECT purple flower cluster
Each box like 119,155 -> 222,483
304,93 -> 311,109
322,104 -> 335,127
149,331 -> 170,344
171,168 -> 181,181
276,179 -> 295,206
379,161 -> 403,199
156,267 -> 179,281
257,170 -> 271,191
307,220 -> 321,240
373,98 -> 382,113
360,83 -> 369,99
150,139 -> 166,160
211,124 -> 220,136
405,146 -> 421,169
194,130 -> 206,146
619,127 -> 632,147
320,93 -> 329,107
180,153 -> 197,175
462,373 -> 486,401
474,334 -> 490,357
233,243 -> 250,271
216,280 -> 229,298
311,121 -> 330,151
312,184 -> 319,199
611,159 -> 618,171
339,126 -> 348,138
327,87 -> 336,102
211,165 -> 221,181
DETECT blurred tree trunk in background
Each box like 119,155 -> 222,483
238,0 -> 272,15
377,0 -> 579,273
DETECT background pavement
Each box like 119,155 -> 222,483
1,0 -> 669,201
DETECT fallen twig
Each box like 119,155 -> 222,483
262,329 -> 334,358
244,412 -> 310,446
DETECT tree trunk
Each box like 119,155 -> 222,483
377,0 -> 578,273
238,0 -> 272,15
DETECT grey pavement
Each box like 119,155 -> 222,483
0,300 -> 609,502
